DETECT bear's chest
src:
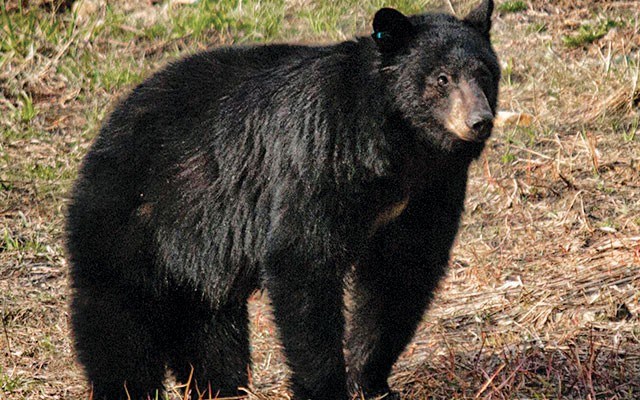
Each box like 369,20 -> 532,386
370,195 -> 410,234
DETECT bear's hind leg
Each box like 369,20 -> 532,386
72,289 -> 167,400
167,301 -> 251,398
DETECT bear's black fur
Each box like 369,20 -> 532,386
66,1 -> 500,399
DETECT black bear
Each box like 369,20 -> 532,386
66,1 -> 499,399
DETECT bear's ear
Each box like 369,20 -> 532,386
372,8 -> 415,53
463,0 -> 494,39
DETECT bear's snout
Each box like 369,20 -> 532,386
466,110 -> 494,141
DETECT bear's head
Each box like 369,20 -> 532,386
372,0 -> 500,156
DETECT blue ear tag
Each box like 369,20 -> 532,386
373,31 -> 389,40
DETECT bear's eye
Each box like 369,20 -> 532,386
437,74 -> 449,87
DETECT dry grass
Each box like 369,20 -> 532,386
1,0 -> 639,399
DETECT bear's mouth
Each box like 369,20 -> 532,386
444,116 -> 494,143
447,121 -> 494,143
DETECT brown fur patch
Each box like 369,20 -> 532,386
446,79 -> 484,142
135,202 -> 154,220
371,196 -> 410,234
444,88 -> 474,141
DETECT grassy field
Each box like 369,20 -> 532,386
1,0 -> 639,399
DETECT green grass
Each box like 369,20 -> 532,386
562,19 -> 617,48
1,223 -> 49,254
497,0 -> 527,14
0,372 -> 27,394
500,151 -> 516,164
17,92 -> 37,123
501,57 -> 514,85
169,1 -> 239,40
1,228 -> 22,252
621,116 -> 639,142
99,61 -> 144,93
0,2 -> 76,57
527,22 -> 547,34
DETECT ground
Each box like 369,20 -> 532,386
0,0 -> 639,399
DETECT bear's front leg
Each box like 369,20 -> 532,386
263,240 -> 349,400
347,172 -> 470,399
346,235 -> 445,399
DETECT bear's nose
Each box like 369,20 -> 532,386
466,111 -> 494,140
